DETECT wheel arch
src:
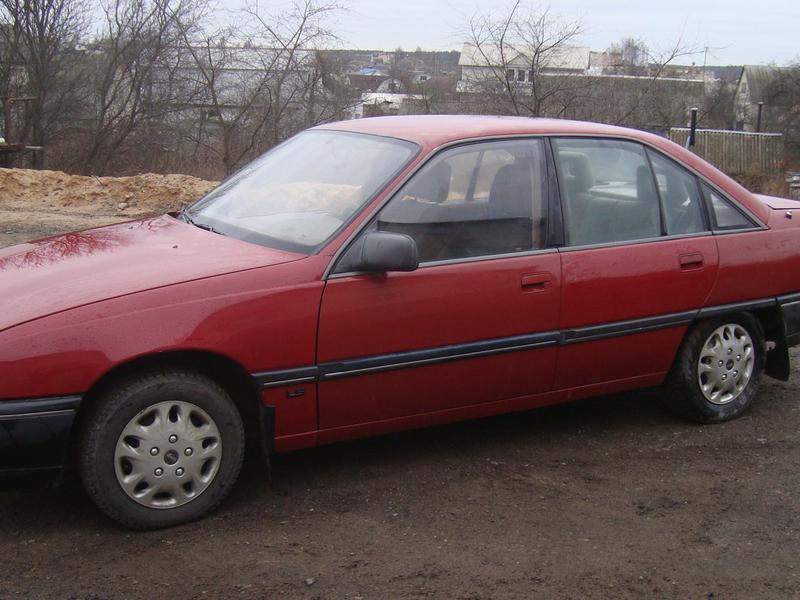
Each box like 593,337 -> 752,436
71,350 -> 271,472
678,305 -> 789,381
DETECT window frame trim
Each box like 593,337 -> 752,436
643,147 -> 668,236
551,135 -> 666,246
644,145 -> 713,236
328,136 -> 553,277
323,132 -> 768,280
187,129 -> 421,256
700,181 -> 760,232
549,135 -> 766,251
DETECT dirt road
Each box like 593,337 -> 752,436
2,182 -> 800,599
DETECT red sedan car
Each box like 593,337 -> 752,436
2,116 -> 799,529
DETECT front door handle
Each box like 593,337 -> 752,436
679,252 -> 704,270
520,272 -> 551,291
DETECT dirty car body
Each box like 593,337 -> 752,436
1,116 -> 799,528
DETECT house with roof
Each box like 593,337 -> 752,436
457,41 -> 591,92
734,65 -> 788,131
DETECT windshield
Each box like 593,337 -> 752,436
186,130 -> 418,253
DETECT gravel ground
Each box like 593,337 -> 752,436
2,218 -> 800,599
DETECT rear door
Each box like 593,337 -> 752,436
552,137 -> 719,389
316,138 -> 561,433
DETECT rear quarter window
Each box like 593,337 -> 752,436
701,184 -> 757,230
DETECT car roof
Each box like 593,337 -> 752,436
316,114 -> 769,224
317,114 -> 652,148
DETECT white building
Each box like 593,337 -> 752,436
457,42 -> 591,92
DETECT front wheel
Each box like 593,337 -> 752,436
78,369 -> 245,529
666,314 -> 766,423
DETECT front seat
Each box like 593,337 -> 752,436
485,160 -> 534,253
380,161 -> 453,262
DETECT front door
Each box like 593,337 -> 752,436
316,138 -> 561,434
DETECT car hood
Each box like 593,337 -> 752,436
0,214 -> 304,332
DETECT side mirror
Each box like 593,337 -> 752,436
337,231 -> 419,274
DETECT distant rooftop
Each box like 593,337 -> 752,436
458,42 -> 591,71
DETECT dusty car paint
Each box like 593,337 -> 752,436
1,115 -> 799,476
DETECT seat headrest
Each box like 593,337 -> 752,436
664,172 -> 688,207
489,161 -> 532,218
414,160 -> 451,203
559,152 -> 594,193
636,165 -> 657,201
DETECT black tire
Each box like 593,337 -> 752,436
665,313 -> 766,423
78,368 -> 245,530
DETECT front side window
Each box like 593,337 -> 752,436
647,150 -> 707,236
374,139 -> 547,263
553,138 -> 661,246
186,130 -> 417,253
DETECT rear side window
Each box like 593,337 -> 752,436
702,184 -> 757,230
553,138 -> 661,246
376,139 -> 547,262
647,150 -> 707,236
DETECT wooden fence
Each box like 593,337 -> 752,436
669,128 -> 784,174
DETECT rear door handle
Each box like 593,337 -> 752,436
679,252 -> 704,270
520,272 -> 551,291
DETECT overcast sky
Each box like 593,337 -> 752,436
221,0 -> 798,66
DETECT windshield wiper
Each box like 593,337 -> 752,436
180,210 -> 224,235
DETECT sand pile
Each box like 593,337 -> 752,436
0,168 -> 218,215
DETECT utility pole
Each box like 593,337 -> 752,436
687,107 -> 698,148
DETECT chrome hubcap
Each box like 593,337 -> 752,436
697,324 -> 754,405
114,401 -> 222,509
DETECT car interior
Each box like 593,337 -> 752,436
374,138 -> 714,261
558,144 -> 709,246
558,150 -> 661,246
377,148 -> 545,262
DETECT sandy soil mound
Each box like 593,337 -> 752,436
0,168 -> 219,247
0,168 -> 218,214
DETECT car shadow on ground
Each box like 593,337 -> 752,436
269,387 -> 673,481
0,387 -> 680,534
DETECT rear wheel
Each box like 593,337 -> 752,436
666,314 -> 765,423
79,369 -> 245,529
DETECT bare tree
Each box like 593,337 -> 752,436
699,77 -> 738,129
171,27 -> 273,176
243,0 -> 342,147
79,0 -> 206,174
168,0 -> 342,177
463,1 -> 585,116
0,0 -> 89,166
307,49 -> 358,122
607,37 -> 649,71
768,61 -> 800,163
606,37 -> 700,128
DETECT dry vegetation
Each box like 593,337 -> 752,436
733,170 -> 793,198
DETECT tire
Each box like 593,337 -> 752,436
666,313 -> 766,423
78,368 -> 245,530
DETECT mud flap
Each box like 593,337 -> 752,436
765,335 -> 791,381
766,297 -> 800,381
780,294 -> 800,348
259,405 -> 275,481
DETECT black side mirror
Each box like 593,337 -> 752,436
336,231 -> 419,274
